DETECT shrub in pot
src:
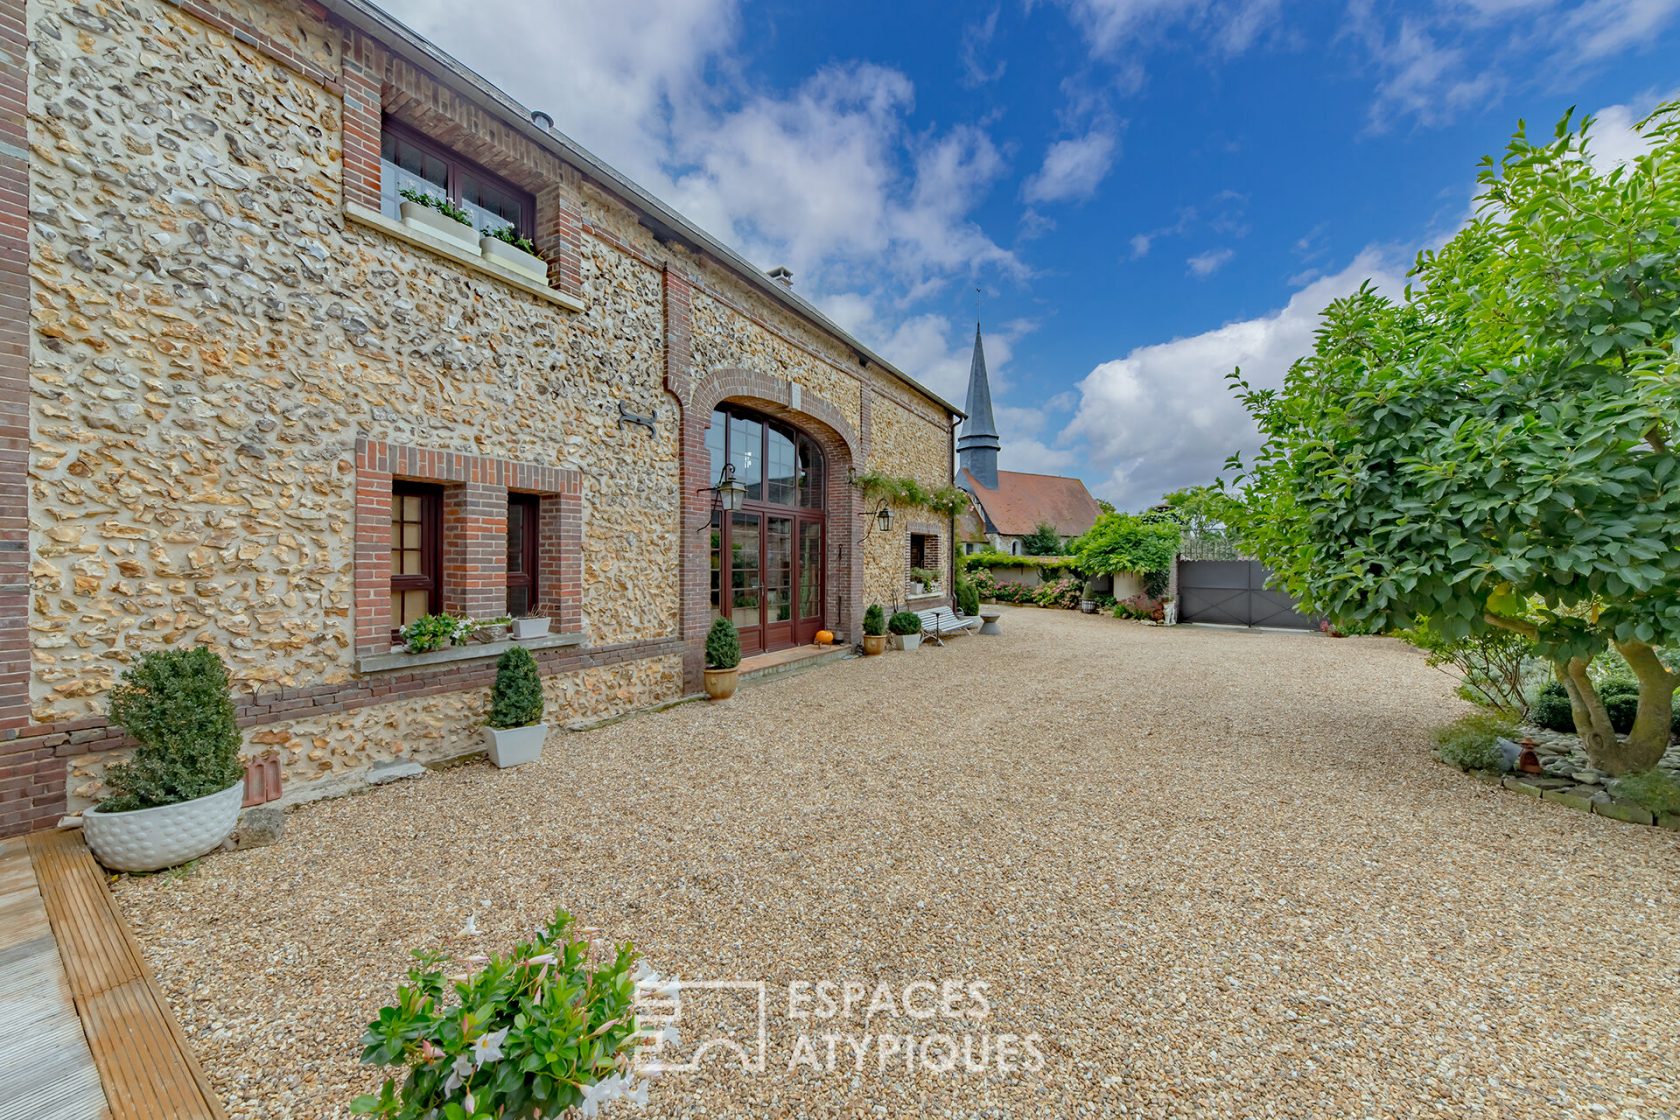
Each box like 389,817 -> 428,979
81,647 -> 247,872
704,617 -> 742,700
888,610 -> 924,652
484,646 -> 547,767
955,577 -> 980,618
861,604 -> 887,656
479,224 -> 549,284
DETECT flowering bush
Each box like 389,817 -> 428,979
401,613 -> 474,654
990,581 -> 1033,604
352,909 -> 654,1120
1032,577 -> 1084,610
968,568 -> 998,600
1112,595 -> 1163,621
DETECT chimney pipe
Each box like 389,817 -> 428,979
767,266 -> 794,288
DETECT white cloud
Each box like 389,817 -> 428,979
1186,247 -> 1235,277
1063,249 -> 1405,508
1058,0 -> 1279,58
1584,89 -> 1678,168
960,7 -> 1008,87
1022,128 -> 1119,204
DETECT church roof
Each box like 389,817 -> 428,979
957,323 -> 999,447
961,469 -> 1102,539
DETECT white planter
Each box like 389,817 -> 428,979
401,200 -> 479,254
893,633 -> 922,652
911,582 -> 927,596
81,782 -> 244,873
484,722 -> 548,768
512,616 -> 551,640
480,236 -> 549,284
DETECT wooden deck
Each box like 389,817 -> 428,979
0,830 -> 224,1120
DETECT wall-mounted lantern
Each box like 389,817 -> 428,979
694,463 -> 748,532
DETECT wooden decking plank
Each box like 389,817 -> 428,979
22,830 -> 226,1120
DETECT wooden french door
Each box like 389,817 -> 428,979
708,405 -> 826,655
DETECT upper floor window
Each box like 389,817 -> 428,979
380,121 -> 535,239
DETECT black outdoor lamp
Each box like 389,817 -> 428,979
873,503 -> 894,532
693,463 -> 748,532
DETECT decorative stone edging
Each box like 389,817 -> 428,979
1447,764 -> 1680,830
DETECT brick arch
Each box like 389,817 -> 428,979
679,369 -> 864,689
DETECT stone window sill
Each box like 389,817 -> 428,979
906,590 -> 947,603
344,203 -> 585,313
357,632 -> 586,675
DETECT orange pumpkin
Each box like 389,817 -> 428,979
814,630 -> 835,646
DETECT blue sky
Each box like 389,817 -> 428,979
380,0 -> 1680,507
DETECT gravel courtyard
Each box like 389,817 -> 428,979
115,608 -> 1680,1119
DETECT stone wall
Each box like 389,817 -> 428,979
9,0 -> 957,832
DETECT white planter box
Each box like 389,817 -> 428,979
81,782 -> 244,872
401,200 -> 479,254
892,633 -> 922,652
484,722 -> 548,768
480,236 -> 549,284
512,616 -> 551,640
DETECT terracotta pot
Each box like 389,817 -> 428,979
703,667 -> 740,700
862,634 -> 887,656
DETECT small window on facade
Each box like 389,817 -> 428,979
910,533 -> 931,573
506,493 -> 540,617
1010,540 -> 1020,556
379,122 -> 535,239
391,482 -> 442,636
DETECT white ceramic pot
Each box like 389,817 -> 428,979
512,616 -> 551,640
480,236 -> 549,284
400,200 -> 479,253
485,722 -> 547,767
895,633 -> 922,652
81,782 -> 244,873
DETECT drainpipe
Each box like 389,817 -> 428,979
947,412 -> 957,605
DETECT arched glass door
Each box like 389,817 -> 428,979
706,405 -> 826,654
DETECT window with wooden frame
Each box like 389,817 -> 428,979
505,493 -> 540,617
390,482 -> 443,636
909,533 -> 932,573
379,120 -> 536,240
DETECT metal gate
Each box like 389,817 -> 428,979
1177,560 -> 1314,629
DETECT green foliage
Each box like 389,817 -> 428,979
101,648 -> 244,813
482,224 -> 542,257
909,566 -> 939,587
488,647 -> 544,730
1531,681 -> 1577,732
350,909 -> 645,1120
1532,675 -> 1680,734
399,186 -> 473,227
1096,498 -> 1117,515
1227,102 -> 1680,771
1032,577 -> 1084,610
1397,619 -> 1538,718
1431,712 -> 1517,772
955,577 -> 981,617
402,613 -> 471,654
959,551 -> 1080,575
850,471 -> 970,517
705,617 -> 741,669
990,581 -> 1033,604
1159,484 -> 1241,539
863,604 -> 886,636
1071,512 -> 1181,582
1019,521 -> 1065,556
887,610 -> 923,635
1609,769 -> 1680,816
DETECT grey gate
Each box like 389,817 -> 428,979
1177,560 -> 1314,629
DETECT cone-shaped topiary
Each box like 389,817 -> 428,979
489,646 -> 545,729
706,617 -> 741,669
102,647 -> 244,813
955,577 -> 980,617
863,604 -> 886,636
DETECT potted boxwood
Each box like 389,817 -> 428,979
512,613 -> 551,641
484,646 -> 547,767
861,604 -> 887,656
480,225 -> 549,284
81,647 -> 247,872
399,187 -> 479,254
909,567 -> 939,596
704,617 -> 741,700
888,610 -> 923,652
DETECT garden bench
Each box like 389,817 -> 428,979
916,606 -> 981,645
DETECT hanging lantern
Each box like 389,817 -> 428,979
875,503 -> 894,532
716,464 -> 746,512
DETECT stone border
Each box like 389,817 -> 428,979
1446,763 -> 1680,830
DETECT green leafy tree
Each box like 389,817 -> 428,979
1229,102 -> 1680,774
1018,521 -> 1065,556
102,647 -> 244,812
705,617 -> 741,669
1096,498 -> 1117,516
1070,512 -> 1181,581
1159,484 -> 1241,540
488,646 -> 545,729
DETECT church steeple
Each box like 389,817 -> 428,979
957,321 -> 1001,489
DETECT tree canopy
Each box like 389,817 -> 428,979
1019,520 -> 1066,556
1071,512 -> 1181,578
1228,102 -> 1680,773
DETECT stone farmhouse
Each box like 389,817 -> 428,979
0,0 -> 964,835
955,325 -> 1100,555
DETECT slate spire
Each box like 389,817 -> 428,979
957,321 -> 1001,489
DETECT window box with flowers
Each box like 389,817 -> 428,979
398,188 -> 480,254
479,226 -> 548,285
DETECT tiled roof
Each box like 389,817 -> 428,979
961,469 -> 1102,538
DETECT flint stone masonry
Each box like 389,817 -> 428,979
5,0 -> 959,834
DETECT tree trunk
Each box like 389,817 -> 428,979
1556,645 -> 1677,776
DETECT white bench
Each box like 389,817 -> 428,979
916,606 -> 981,645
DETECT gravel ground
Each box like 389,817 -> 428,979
115,608 -> 1680,1119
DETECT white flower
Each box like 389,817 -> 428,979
631,961 -> 654,982
641,1024 -> 679,1047
459,913 -> 479,937
444,1054 -> 473,1093
650,977 -> 680,1000
622,1079 -> 650,1109
526,953 -> 557,966
470,1027 -> 509,1067
462,1091 -> 475,1113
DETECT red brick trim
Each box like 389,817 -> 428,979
340,34 -> 383,211
355,438 -> 581,654
663,263 -> 693,398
